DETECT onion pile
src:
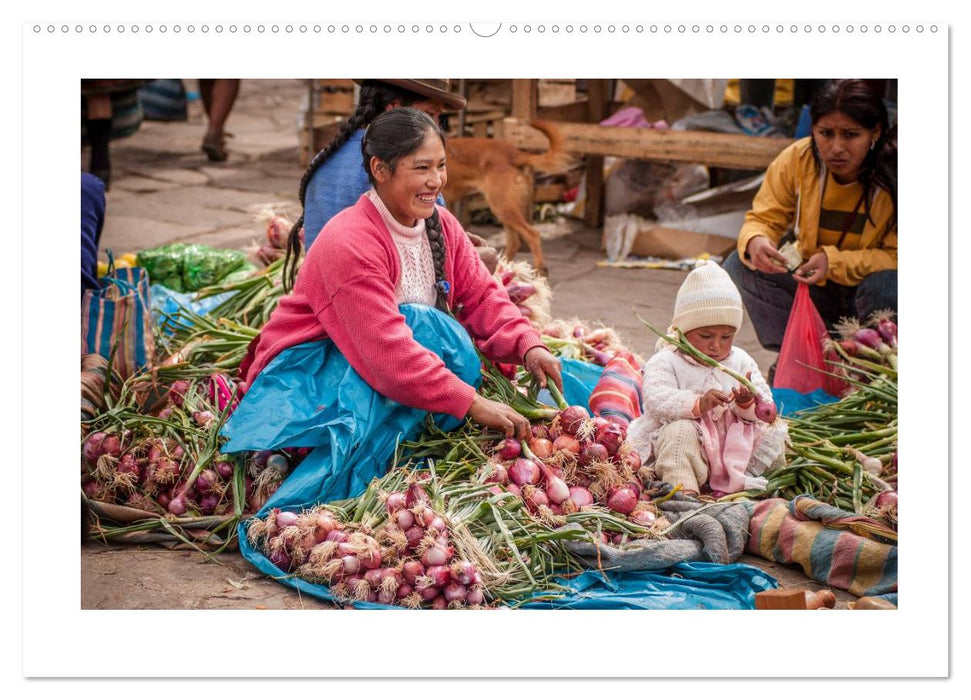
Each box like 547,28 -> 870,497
247,489 -> 489,609
494,257 -> 552,327
249,207 -> 295,267
539,319 -> 640,367
483,410 -> 661,543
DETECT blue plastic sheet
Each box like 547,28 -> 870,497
150,283 -> 236,335
772,387 -> 841,416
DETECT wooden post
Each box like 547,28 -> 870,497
584,79 -> 610,229
511,79 -> 538,121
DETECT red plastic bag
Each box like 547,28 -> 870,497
774,285 -> 848,396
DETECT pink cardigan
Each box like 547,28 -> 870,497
238,195 -> 545,419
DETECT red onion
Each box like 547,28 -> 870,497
524,486 -> 549,512
363,568 -> 387,590
377,588 -> 397,605
193,410 -> 215,427
528,438 -> 554,460
466,587 -> 486,606
531,424 -> 551,441
443,582 -> 468,603
396,508 -> 416,530
420,543 -> 451,568
100,434 -> 121,458
505,281 -> 536,304
82,479 -> 100,498
431,595 -> 449,610
754,395 -> 777,423
567,486 -> 594,508
558,406 -> 590,436
510,459 -> 541,486
199,494 -> 219,515
325,529 -> 349,544
156,407 -> 173,420
424,565 -> 452,588
313,513 -> 340,542
623,450 -> 642,473
538,463 -> 570,505
168,379 -> 191,407
208,373 -> 237,412
194,469 -> 219,496
402,560 -> 425,585
82,432 -> 107,463
268,549 -> 292,571
426,515 -> 447,534
483,462 -> 508,485
496,438 -> 522,461
855,328 -> 887,351
606,486 -> 638,515
552,434 -> 581,455
396,583 -> 414,599
487,485 -> 504,497
595,422 -> 626,456
630,505 -> 657,527
385,491 -> 407,513
626,481 -> 642,500
420,586 -> 442,602
116,453 -> 140,479
875,491 -> 898,509
404,526 -> 425,549
359,542 -> 383,570
252,450 -> 273,469
505,483 -> 523,498
876,318 -> 898,348
276,510 -> 299,529
265,453 -> 290,475
579,442 -> 609,467
406,482 -> 429,507
167,495 -> 187,516
215,460 -> 234,480
341,555 -> 361,576
451,561 -> 477,586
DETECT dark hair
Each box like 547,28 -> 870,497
810,79 -> 897,223
362,107 -> 450,312
282,81 -> 432,292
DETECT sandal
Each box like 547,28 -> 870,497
201,132 -> 231,162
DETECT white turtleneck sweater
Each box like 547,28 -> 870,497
366,189 -> 437,306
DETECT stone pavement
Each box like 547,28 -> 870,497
82,78 -> 831,611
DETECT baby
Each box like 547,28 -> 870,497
628,261 -> 787,496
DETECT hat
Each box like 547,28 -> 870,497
671,261 -> 743,333
356,79 -> 467,110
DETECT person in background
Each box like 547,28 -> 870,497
227,108 -> 561,447
81,172 -> 107,300
627,262 -> 787,497
198,79 -> 241,162
723,79 -> 897,361
281,79 -> 497,292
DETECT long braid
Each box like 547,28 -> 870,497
424,209 -> 450,313
282,83 -> 423,292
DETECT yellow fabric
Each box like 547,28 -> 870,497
817,174 -> 866,249
737,138 -> 897,286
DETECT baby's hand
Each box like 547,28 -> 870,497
731,372 -> 755,407
698,389 -> 731,414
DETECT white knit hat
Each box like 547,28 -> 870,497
671,261 -> 743,333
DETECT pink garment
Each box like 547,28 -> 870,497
238,195 -> 545,419
698,408 -> 760,494
600,106 -> 668,130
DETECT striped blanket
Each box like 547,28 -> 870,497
745,496 -> 897,597
588,351 -> 643,426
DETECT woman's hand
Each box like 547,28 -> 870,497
793,252 -> 829,285
467,394 -> 531,440
745,236 -> 790,274
698,389 -> 732,414
524,346 -> 563,392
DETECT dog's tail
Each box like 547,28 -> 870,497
515,120 -> 576,175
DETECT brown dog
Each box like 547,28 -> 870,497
444,121 -> 574,276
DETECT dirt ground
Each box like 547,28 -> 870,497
84,78 -> 856,611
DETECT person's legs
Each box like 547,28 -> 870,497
653,420 -> 709,495
853,270 -> 898,321
198,79 -> 241,161
85,93 -> 113,187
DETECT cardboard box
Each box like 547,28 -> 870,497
627,225 -> 737,260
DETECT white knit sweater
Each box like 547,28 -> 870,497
627,345 -> 788,475
367,189 -> 437,306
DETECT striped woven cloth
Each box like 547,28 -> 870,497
745,496 -> 897,597
588,351 -> 643,426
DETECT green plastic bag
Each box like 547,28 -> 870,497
136,243 -> 249,292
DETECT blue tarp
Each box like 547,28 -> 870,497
224,305 -> 774,609
772,387 -> 841,416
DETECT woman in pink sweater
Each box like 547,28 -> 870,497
227,108 -> 561,458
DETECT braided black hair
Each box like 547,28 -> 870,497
809,79 -> 897,225
282,81 -> 432,292
362,107 -> 450,313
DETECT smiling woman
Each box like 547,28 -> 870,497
223,107 -> 563,462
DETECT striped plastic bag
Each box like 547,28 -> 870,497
81,255 -> 155,379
